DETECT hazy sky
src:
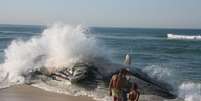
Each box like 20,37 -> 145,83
0,0 -> 201,28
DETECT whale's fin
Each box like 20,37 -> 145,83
124,53 -> 131,65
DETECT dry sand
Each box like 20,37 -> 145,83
0,85 -> 94,101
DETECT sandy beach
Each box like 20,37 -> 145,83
0,85 -> 94,101
0,85 -> 183,101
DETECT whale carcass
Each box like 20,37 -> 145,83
26,59 -> 177,100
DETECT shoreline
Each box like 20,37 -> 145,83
0,85 -> 94,101
0,85 -> 183,101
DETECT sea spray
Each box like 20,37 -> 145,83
0,24 -> 109,83
142,64 -> 176,85
178,82 -> 201,101
142,64 -> 181,96
143,65 -> 201,101
167,33 -> 201,40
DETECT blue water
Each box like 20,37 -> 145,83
91,27 -> 201,82
0,24 -> 201,84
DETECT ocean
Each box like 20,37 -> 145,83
0,24 -> 200,101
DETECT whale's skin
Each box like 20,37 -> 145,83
28,62 -> 177,99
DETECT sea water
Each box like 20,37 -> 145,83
0,24 -> 200,101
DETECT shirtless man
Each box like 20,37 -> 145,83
109,69 -> 127,101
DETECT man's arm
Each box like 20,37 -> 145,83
109,76 -> 114,89
135,91 -> 140,101
128,92 -> 131,100
109,76 -> 114,96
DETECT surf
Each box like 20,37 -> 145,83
1,24 -> 200,101
0,24 -> 110,83
167,33 -> 201,40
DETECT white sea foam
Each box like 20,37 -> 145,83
0,23 -> 115,101
143,65 -> 201,101
167,33 -> 201,40
178,82 -> 201,101
32,80 -> 111,101
0,23 -> 109,83
143,65 -> 172,82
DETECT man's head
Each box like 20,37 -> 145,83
119,68 -> 128,76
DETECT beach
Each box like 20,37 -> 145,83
0,85 -> 94,101
0,85 -> 184,101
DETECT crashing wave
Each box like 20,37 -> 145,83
179,82 -> 201,101
167,33 -> 201,40
0,24 -> 110,83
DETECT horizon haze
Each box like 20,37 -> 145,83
0,0 -> 201,28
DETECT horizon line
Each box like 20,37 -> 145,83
0,23 -> 201,30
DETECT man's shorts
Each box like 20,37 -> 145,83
112,88 -> 121,97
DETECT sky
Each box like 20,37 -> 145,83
0,0 -> 201,28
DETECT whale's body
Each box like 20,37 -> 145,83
28,55 -> 177,99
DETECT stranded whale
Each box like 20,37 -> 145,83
26,54 -> 177,99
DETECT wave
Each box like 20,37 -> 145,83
142,65 -> 173,82
0,23 -> 109,83
167,33 -> 201,40
0,24 -> 114,101
143,64 -> 201,101
178,82 -> 201,101
142,64 -> 178,92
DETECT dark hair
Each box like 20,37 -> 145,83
120,68 -> 128,74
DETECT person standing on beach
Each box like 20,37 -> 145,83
121,69 -> 131,101
128,83 -> 140,101
109,69 -> 126,101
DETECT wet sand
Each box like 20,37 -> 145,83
0,85 -> 183,101
0,85 -> 94,101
